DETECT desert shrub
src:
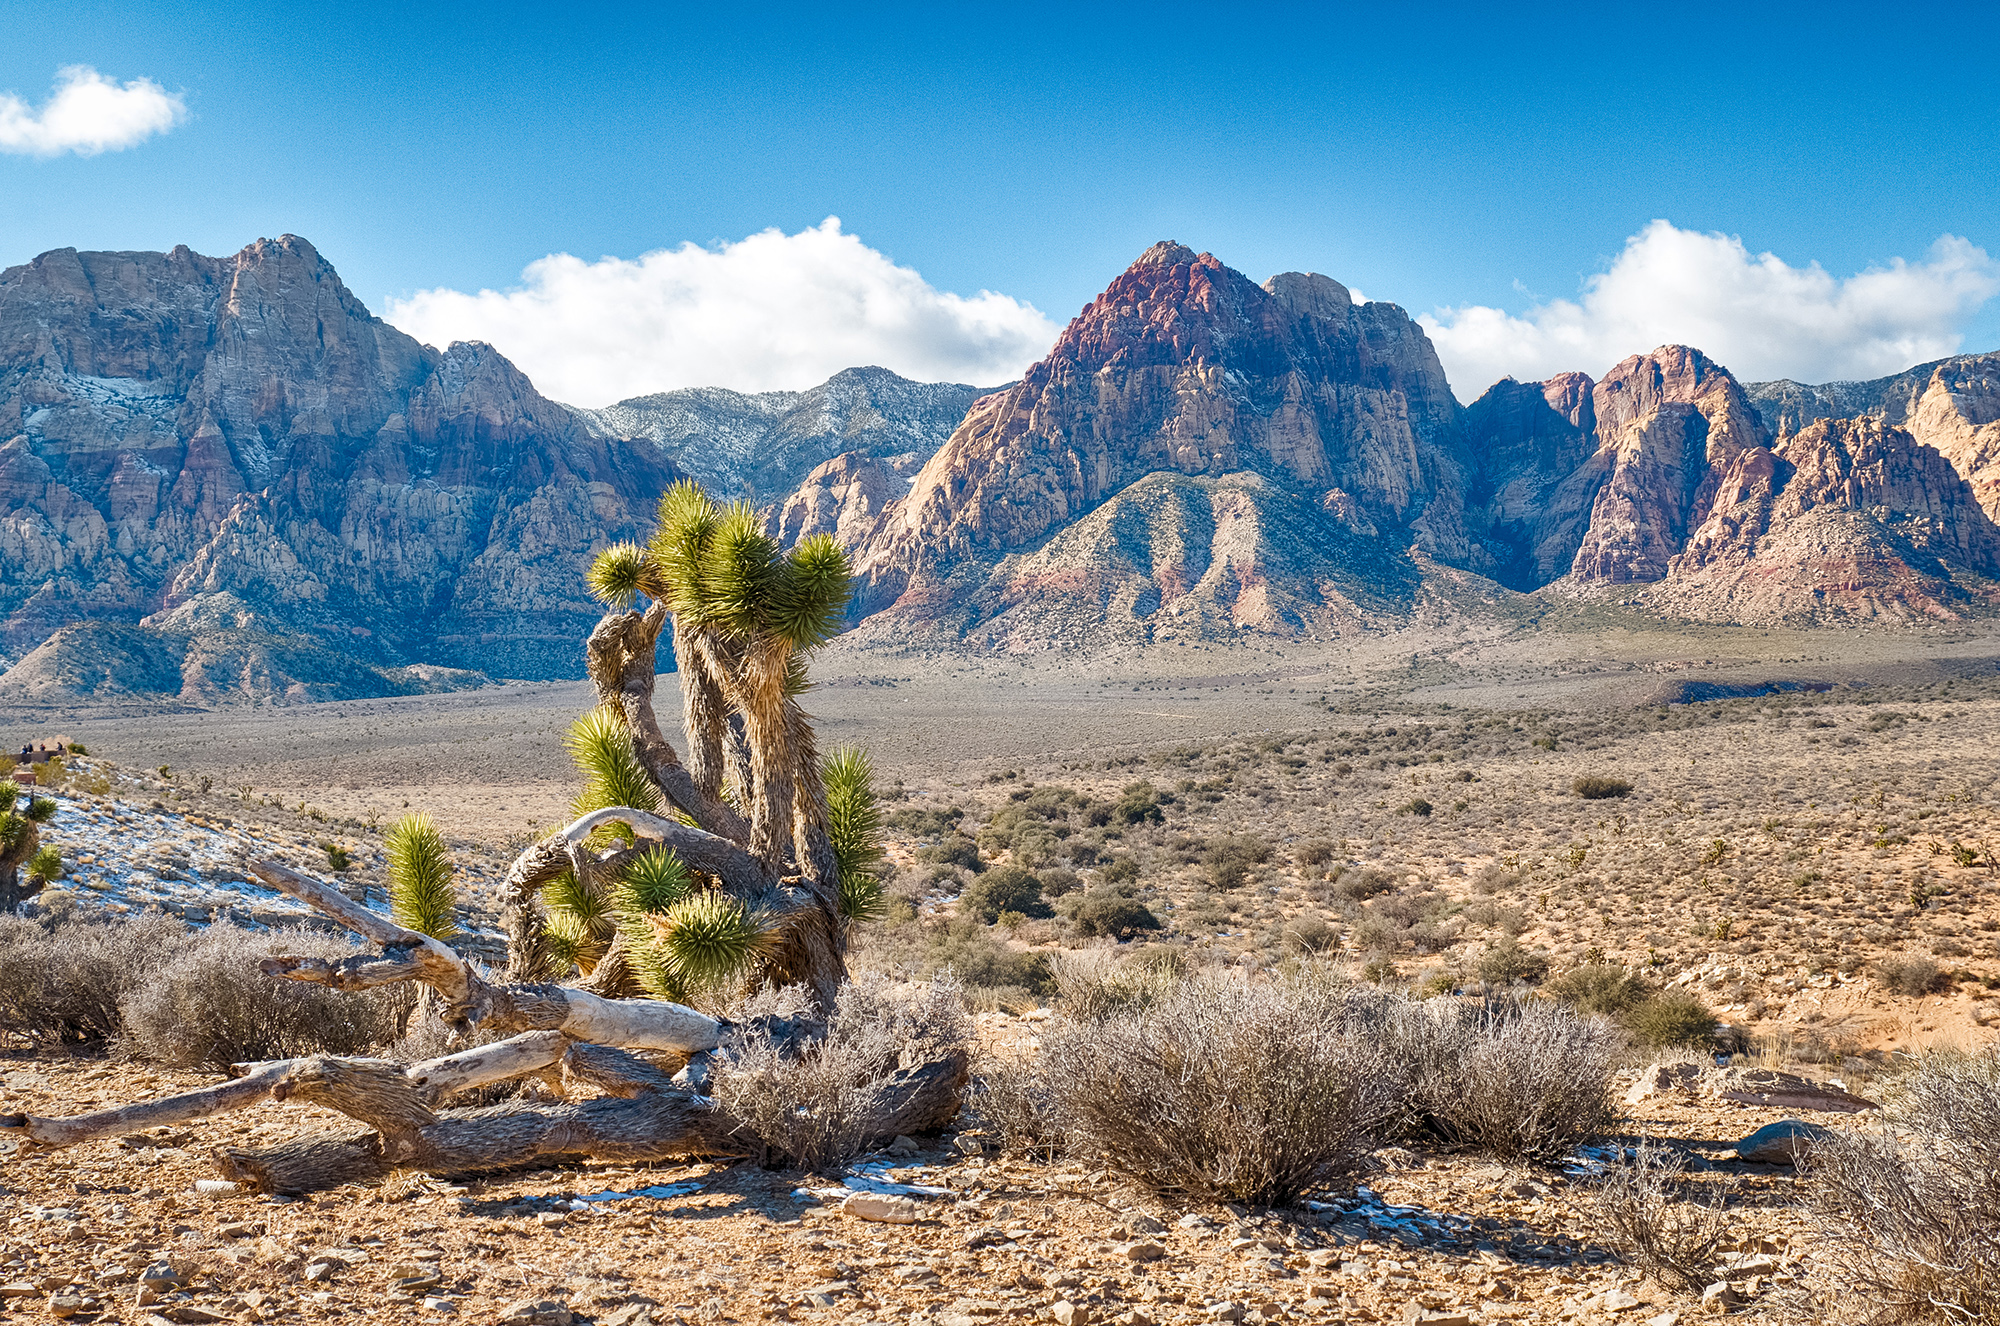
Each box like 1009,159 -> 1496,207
1389,997 -> 1621,1160
972,1052 -> 1060,1159
1623,991 -> 1719,1050
1048,947 -> 1182,1021
959,864 -> 1050,922
1876,953 -> 1947,997
1068,888 -> 1162,941
1335,866 -> 1398,901
0,912 -> 190,1044
1475,940 -> 1551,985
1040,974 -> 1405,1206
1807,1048 -> 2000,1323
1110,781 -> 1164,826
1399,798 -> 1433,817
1296,839 -> 1335,866
1547,964 -> 1652,1017
1574,776 -> 1633,800
1098,856 -> 1141,887
711,973 -> 971,1171
1282,913 -> 1336,955
118,925 -> 411,1068
1203,834 -> 1271,890
920,833 -> 983,872
1595,1140 -> 1733,1292
1038,867 -> 1082,898
930,918 -> 1053,994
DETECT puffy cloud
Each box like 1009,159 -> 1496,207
384,218 -> 1058,406
0,65 -> 186,157
1421,220 -> 2000,400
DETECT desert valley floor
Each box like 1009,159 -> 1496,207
1,609 -> 1998,1324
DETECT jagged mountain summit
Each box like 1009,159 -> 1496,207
786,243 -> 2000,642
0,236 -> 680,700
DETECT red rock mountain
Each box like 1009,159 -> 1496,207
811,244 -> 2000,638
0,236 -> 679,698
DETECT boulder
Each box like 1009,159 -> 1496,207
1735,1119 -> 1831,1165
1711,1068 -> 1878,1113
1624,1060 -> 1708,1105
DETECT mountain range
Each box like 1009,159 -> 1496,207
0,234 -> 1995,703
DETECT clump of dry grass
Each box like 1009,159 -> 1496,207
1806,1048 -> 2000,1323
0,912 -> 188,1044
1595,1139 -> 1734,1292
710,973 -> 972,1172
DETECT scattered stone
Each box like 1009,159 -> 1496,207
1204,1303 -> 1245,1322
423,1298 -> 457,1314
1700,1282 -> 1741,1313
1711,1067 -> 1878,1113
217,1221 -> 264,1238
497,1301 -> 575,1326
1051,1302 -> 1088,1325
0,1283 -> 40,1298
1118,1240 -> 1167,1263
158,1307 -> 227,1324
1718,1252 -> 1779,1275
1735,1119 -> 1831,1165
48,1294 -> 93,1319
840,1192 -> 920,1224
1602,1288 -> 1643,1312
1648,1313 -> 1681,1326
1177,1213 -> 1212,1229
888,1134 -> 921,1156
1624,1060 -> 1707,1105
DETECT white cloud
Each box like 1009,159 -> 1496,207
1420,220 -> 2000,400
0,65 -> 186,157
383,217 -> 1059,406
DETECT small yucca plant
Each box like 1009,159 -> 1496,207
824,745 -> 887,922
564,705 -> 662,843
384,812 -> 458,940
25,845 -> 63,886
651,891 -> 784,990
541,868 -> 618,972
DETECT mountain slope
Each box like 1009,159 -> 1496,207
572,365 -> 994,504
0,236 -> 680,697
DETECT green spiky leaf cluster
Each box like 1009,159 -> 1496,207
384,812 -> 459,940
649,891 -> 783,989
565,705 -> 662,844
824,744 -> 887,921
25,845 -> 63,886
586,541 -> 661,609
644,480 -> 854,649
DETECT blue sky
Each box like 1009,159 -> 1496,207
4,0 -> 1997,404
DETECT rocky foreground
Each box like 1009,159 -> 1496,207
0,1033 -> 1856,1326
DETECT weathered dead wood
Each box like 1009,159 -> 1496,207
252,859 -> 726,1053
560,1042 -> 678,1098
553,807 -> 775,895
0,1059 -> 298,1147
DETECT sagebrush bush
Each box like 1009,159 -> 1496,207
1807,1049 -> 2000,1323
1390,997 -> 1622,1160
710,973 -> 972,1171
1624,991 -> 1719,1050
1475,939 -> 1550,985
1595,1139 -> 1733,1292
1068,888 -> 1161,940
118,924 -> 411,1067
971,1052 -> 1060,1159
0,912 -> 188,1043
1876,954 -> 1947,997
1047,947 -> 1181,1021
959,864 -> 1049,922
1547,964 -> 1652,1017
1040,972 -> 1404,1206
1574,775 -> 1633,800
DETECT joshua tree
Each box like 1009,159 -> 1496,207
0,480 -> 947,1194
0,784 -> 58,910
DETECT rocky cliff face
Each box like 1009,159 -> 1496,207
1745,353 -> 2000,525
846,242 -> 1469,645
0,236 -> 680,699
574,366 -> 992,505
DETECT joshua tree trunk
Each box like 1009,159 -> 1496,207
0,820 -> 43,912
0,859 -> 966,1193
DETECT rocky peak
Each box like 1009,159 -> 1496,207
1133,240 -> 1198,267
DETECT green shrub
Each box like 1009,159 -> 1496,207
1475,940 -> 1551,985
1296,839 -> 1336,866
1574,776 -> 1633,800
1203,834 -> 1270,890
1098,857 -> 1141,888
1400,798 -> 1433,817
959,864 -> 1050,922
1547,964 -> 1651,1017
1069,889 -> 1162,941
1038,868 -> 1082,898
1623,992 -> 1718,1049
932,920 -> 1053,993
921,833 -> 983,873
1110,781 -> 1164,826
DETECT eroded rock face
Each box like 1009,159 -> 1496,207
0,236 -> 679,694
848,243 -> 1470,644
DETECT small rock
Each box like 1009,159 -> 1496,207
841,1192 -> 920,1224
1178,1213 -> 1212,1229
1113,1313 -> 1154,1326
217,1221 -> 264,1239
49,1295 -> 96,1320
1735,1119 -> 1831,1165
1402,1310 -> 1472,1326
1624,1060 -> 1707,1105
1700,1282 -> 1741,1313
423,1298 -> 457,1314
1718,1252 -> 1779,1275
1051,1302 -> 1088,1325
497,1301 -> 575,1326
892,1265 -> 941,1286
1119,1240 -> 1167,1263
1124,1213 -> 1165,1234
1647,1313 -> 1680,1326
159,1307 -> 227,1324
303,1263 -> 335,1282
1204,1303 -> 1245,1322
0,1283 -> 41,1298
888,1134 -> 921,1156
1603,1288 -> 1643,1312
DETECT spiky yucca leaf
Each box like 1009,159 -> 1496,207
25,845 -> 63,886
23,796 -> 56,823
541,869 -> 616,971
653,891 -> 783,988
0,783 -> 15,814
823,744 -> 886,920
540,908 -> 594,974
695,504 -> 781,635
384,812 -> 459,940
587,541 -> 659,608
771,534 -> 854,650
564,706 -> 662,842
618,846 -> 693,915
650,480 -> 717,612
